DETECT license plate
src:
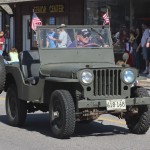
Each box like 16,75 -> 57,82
106,99 -> 126,111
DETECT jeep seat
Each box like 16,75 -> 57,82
19,50 -> 40,84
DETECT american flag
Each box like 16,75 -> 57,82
31,12 -> 42,31
102,12 -> 110,25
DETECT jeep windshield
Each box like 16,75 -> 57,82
38,26 -> 111,49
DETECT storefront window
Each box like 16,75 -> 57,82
85,0 -> 129,33
47,17 -> 55,25
85,0 -> 107,25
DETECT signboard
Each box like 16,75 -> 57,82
34,5 -> 65,14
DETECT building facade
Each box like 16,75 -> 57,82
0,0 -> 150,52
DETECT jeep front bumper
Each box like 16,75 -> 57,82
78,97 -> 150,109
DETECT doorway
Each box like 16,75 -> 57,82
23,15 -> 31,51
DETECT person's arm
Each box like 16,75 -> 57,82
46,40 -> 49,48
57,34 -> 62,43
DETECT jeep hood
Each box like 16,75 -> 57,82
40,63 -> 118,78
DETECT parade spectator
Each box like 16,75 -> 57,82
125,37 -> 134,67
0,31 -> 5,56
137,23 -> 150,74
119,28 -> 128,49
129,28 -> 136,67
134,27 -> 143,71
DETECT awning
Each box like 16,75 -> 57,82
0,0 -> 40,14
0,0 -> 38,4
0,4 -> 13,14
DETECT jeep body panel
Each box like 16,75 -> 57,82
40,63 -> 117,78
5,64 -> 45,102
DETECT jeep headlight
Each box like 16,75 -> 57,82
122,70 -> 135,84
80,70 -> 93,85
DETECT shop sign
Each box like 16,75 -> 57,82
34,5 -> 64,14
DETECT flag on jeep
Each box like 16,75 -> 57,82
102,12 -> 110,25
31,12 -> 42,31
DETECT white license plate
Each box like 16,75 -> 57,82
106,99 -> 126,111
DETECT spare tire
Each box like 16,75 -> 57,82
0,55 -> 6,94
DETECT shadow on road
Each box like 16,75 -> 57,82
74,121 -> 128,137
0,113 -> 129,138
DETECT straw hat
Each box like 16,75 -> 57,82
57,24 -> 66,29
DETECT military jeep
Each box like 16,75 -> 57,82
4,25 -> 150,139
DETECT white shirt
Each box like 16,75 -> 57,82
58,31 -> 67,48
141,29 -> 149,47
9,52 -> 19,62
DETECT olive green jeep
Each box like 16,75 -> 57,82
4,25 -> 150,139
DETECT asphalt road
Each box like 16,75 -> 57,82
0,92 -> 150,150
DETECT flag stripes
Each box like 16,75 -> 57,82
31,12 -> 42,31
102,12 -> 110,25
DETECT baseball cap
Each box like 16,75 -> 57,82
77,29 -> 91,38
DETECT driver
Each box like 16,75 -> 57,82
68,29 -> 98,48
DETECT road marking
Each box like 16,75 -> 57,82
0,97 -> 5,100
98,117 -> 126,125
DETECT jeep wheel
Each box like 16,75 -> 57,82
6,84 -> 27,127
125,87 -> 150,134
49,90 -> 75,139
0,55 -> 6,94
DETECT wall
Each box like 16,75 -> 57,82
69,0 -> 84,25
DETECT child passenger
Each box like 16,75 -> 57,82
8,48 -> 19,63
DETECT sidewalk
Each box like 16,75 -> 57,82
138,74 -> 150,89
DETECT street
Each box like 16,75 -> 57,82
0,92 -> 150,150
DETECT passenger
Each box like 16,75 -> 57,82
57,24 -> 68,48
55,29 -> 60,47
8,48 -> 19,64
46,28 -> 57,48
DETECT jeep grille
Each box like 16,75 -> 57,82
93,69 -> 122,96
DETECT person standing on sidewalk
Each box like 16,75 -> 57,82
0,31 -> 5,56
137,23 -> 149,74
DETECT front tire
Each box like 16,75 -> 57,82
49,90 -> 75,139
6,84 -> 27,127
125,87 -> 150,134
